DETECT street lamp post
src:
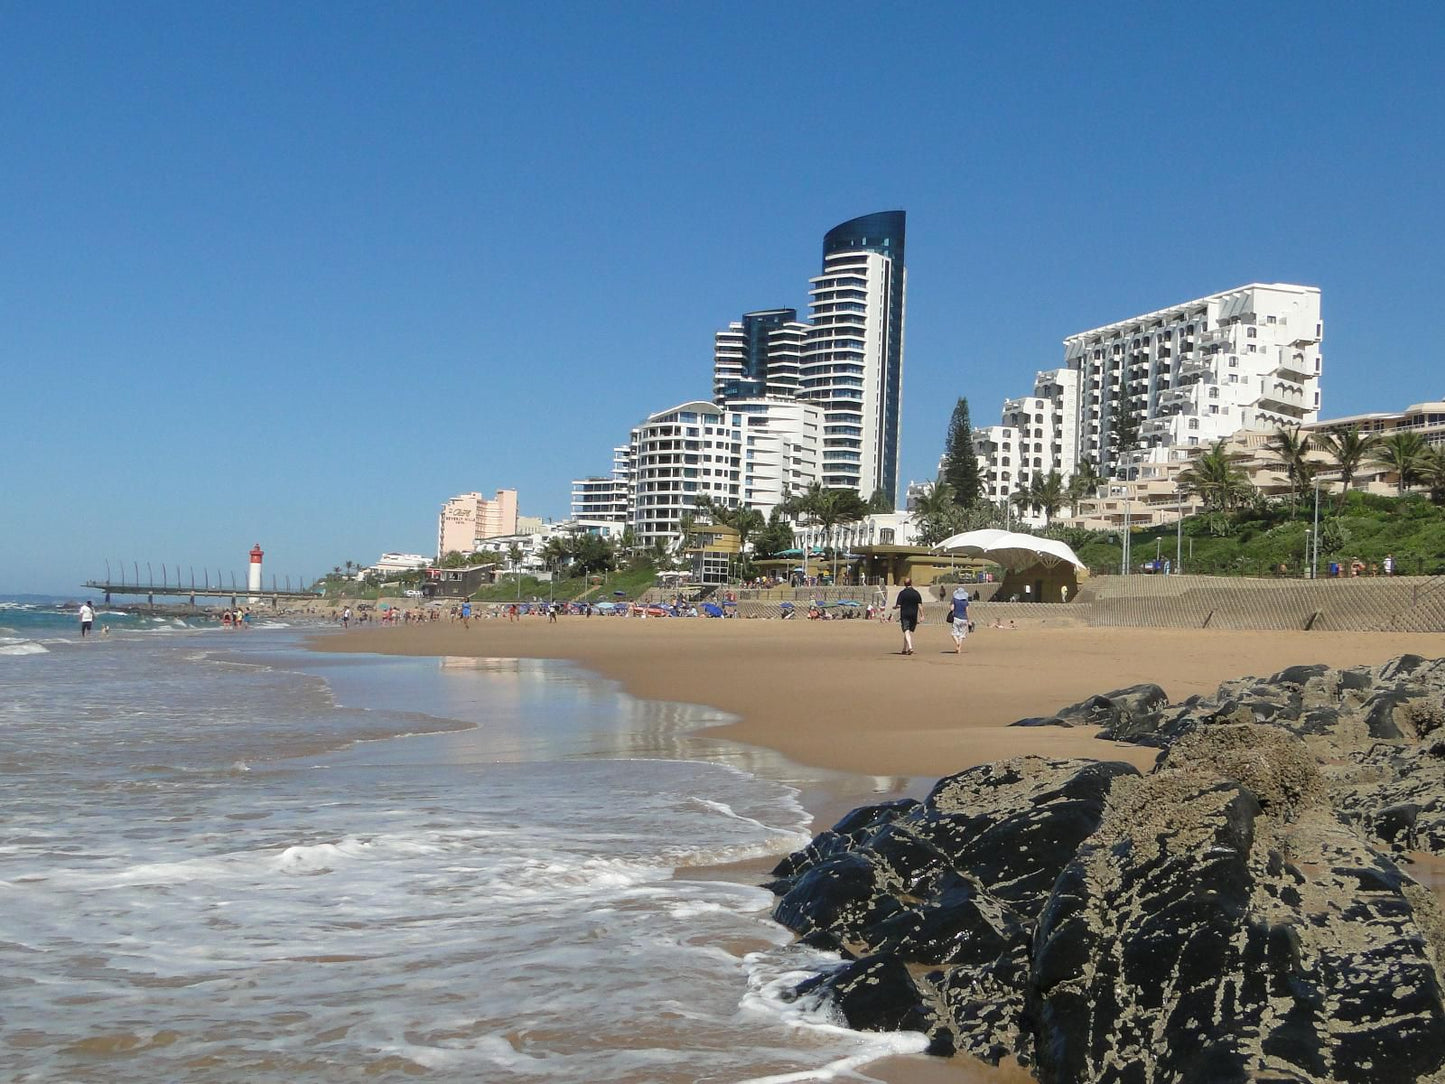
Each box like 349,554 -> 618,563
1176,495 -> 1183,575
1311,484 -> 1321,580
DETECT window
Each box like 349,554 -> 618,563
1267,315 -> 1276,324
1247,327 -> 1257,339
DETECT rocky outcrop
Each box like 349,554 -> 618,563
768,655 -> 1445,1083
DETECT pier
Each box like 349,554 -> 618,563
84,562 -> 321,607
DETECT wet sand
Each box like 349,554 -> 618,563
310,616 -> 1442,1082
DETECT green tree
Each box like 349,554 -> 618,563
752,507 -> 797,560
1372,431 -> 1428,495
1315,424 -> 1379,512
913,481 -> 967,547
940,397 -> 982,509
1176,440 -> 1255,512
1108,398 -> 1141,479
1066,462 -> 1101,509
1267,425 -> 1315,513
1030,470 -> 1067,525
784,483 -> 870,581
867,487 -> 894,514
696,497 -> 765,554
1416,444 -> 1445,505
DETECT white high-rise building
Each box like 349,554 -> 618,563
798,212 -> 907,502
628,401 -> 743,548
1064,283 -> 1322,472
730,398 -> 824,512
570,445 -> 632,523
973,369 -> 1080,507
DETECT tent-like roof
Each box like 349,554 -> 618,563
934,529 -> 1085,570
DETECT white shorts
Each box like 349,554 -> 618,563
950,617 -> 969,643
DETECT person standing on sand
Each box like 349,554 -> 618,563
948,587 -> 970,654
78,601 -> 95,638
460,601 -> 471,628
892,579 -> 923,655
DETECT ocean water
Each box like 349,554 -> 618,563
0,601 -> 929,1082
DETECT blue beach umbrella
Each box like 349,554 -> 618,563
702,603 -> 724,617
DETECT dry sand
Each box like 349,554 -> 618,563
310,616 -> 1443,1083
314,617 -> 1443,779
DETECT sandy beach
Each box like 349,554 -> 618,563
314,616 -> 1444,780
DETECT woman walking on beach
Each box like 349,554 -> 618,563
948,587 -> 970,654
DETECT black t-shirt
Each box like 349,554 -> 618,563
895,587 -> 922,619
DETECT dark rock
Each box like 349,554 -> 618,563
772,851 -> 901,939
768,655 -> 1445,1083
1010,715 -> 1072,728
790,953 -> 937,1036
870,872 -> 1028,965
1380,655 -> 1431,682
832,797 -> 919,836
769,829 -> 853,880
1057,683 -> 1170,742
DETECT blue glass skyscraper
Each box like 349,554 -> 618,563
801,211 -> 907,504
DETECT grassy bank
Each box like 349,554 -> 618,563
1071,492 -> 1445,578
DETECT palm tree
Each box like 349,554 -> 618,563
785,483 -> 869,581
913,481 -> 957,518
1416,443 -> 1445,505
696,497 -> 764,554
1267,426 -> 1314,513
1009,485 -> 1038,523
1028,470 -> 1066,525
1315,424 -> 1379,511
1372,431 -> 1429,495
1176,440 -> 1254,512
1066,462 -> 1101,510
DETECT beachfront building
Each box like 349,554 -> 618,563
437,489 -> 519,558
570,444 -> 632,524
712,309 -> 807,402
798,211 -> 907,503
709,213 -> 908,504
972,368 -> 1081,513
628,400 -> 744,549
1306,399 -> 1445,449
363,553 -> 431,579
792,511 -> 919,553
1064,283 -> 1323,474
730,398 -> 824,511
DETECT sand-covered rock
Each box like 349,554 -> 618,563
768,655 -> 1445,1083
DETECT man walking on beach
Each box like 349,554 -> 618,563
948,587 -> 970,654
78,601 -> 95,638
892,579 -> 922,655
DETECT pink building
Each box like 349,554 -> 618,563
437,490 -> 519,557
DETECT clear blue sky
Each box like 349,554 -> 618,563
4,2 -> 1442,594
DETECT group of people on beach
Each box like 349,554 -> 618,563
891,579 -> 978,656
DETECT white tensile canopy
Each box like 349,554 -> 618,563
933,529 -> 1085,570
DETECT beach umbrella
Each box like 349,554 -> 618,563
933,529 -> 1085,570
702,602 -> 724,617
838,600 -> 860,607
721,599 -> 736,607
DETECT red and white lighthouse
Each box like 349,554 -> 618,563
248,544 -> 264,598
